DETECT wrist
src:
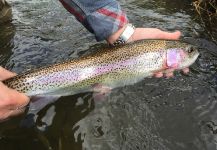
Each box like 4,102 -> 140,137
107,24 -> 135,45
106,26 -> 126,44
126,28 -> 137,43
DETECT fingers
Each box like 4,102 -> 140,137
165,72 -> 174,78
154,68 -> 189,78
157,30 -> 181,40
154,70 -> 174,78
154,72 -> 163,78
0,67 -> 28,121
0,66 -> 16,80
0,107 -> 25,122
4,84 -> 30,109
146,29 -> 181,40
0,82 -> 29,110
9,89 -> 30,109
164,69 -> 175,78
0,68 -> 28,106
130,28 -> 182,42
0,82 -> 29,121
182,68 -> 189,74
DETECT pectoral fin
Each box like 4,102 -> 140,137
92,84 -> 112,101
28,95 -> 61,114
20,96 -> 61,128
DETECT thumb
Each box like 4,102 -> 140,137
159,30 -> 181,40
0,66 -> 16,81
0,82 -> 30,109
9,88 -> 30,109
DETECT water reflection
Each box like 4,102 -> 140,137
0,22 -> 15,67
0,0 -> 14,67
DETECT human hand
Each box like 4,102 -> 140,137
0,67 -> 29,121
107,27 -> 182,44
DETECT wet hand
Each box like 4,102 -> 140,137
154,68 -> 190,78
0,67 -> 29,122
129,28 -> 182,41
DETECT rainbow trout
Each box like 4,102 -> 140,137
3,40 -> 199,97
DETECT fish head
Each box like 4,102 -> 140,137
166,44 -> 199,69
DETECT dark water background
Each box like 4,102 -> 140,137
0,0 -> 217,150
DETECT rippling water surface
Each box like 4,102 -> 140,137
0,0 -> 217,150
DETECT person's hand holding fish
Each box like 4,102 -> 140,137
0,67 -> 29,121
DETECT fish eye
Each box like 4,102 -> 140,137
187,46 -> 195,53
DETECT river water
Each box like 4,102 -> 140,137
0,0 -> 217,150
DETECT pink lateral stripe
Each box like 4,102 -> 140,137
59,0 -> 84,22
